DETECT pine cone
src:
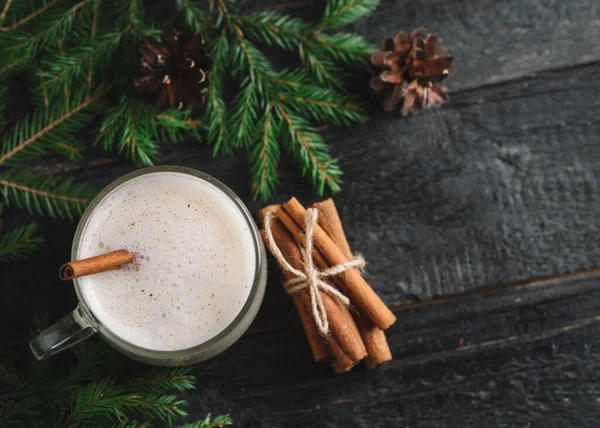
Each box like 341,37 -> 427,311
134,28 -> 213,111
370,28 -> 454,116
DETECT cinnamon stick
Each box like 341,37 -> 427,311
59,249 -> 134,280
257,206 -> 329,362
321,295 -> 367,363
329,338 -> 357,373
295,286 -> 330,362
278,198 -> 396,330
311,199 -> 352,258
312,199 -> 392,369
355,314 -> 393,369
257,206 -> 367,365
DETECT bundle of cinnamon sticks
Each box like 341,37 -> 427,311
257,198 -> 395,373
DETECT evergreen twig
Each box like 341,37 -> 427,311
0,0 -> 58,32
0,331 -> 231,427
177,0 -> 377,199
0,0 -> 13,23
0,169 -> 96,220
0,223 -> 43,261
0,90 -> 103,165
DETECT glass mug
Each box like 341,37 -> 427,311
30,166 -> 267,366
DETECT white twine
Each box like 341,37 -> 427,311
263,208 -> 365,336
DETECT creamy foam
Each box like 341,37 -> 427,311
77,171 -> 256,351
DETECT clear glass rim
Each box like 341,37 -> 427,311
71,165 -> 264,360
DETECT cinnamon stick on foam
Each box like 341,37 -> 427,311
59,249 -> 135,280
311,199 -> 392,369
257,206 -> 366,366
278,198 -> 397,330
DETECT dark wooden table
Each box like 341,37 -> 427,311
3,0 -> 600,426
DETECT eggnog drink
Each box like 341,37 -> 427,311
76,170 -> 256,351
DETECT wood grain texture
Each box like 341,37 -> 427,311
323,62 -> 600,302
182,271 -> 600,427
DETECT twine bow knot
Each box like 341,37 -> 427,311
264,208 -> 365,336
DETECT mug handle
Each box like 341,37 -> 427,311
29,306 -> 96,360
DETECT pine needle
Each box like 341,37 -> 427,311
179,414 -> 233,428
228,76 -> 260,149
250,103 -> 280,200
1,329 -> 231,426
0,0 -> 13,23
120,368 -> 196,395
3,0 -> 95,58
318,0 -> 380,31
95,97 -> 160,166
237,10 -> 306,51
0,223 -> 43,261
0,169 -> 96,220
0,0 -> 58,32
276,104 -> 342,195
0,90 -> 103,165
177,0 -> 210,33
205,36 -> 229,155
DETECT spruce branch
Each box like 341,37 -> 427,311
204,36 -> 229,154
95,96 -> 161,166
312,32 -> 374,66
121,368 -> 196,395
250,102 -> 280,200
57,39 -> 71,106
1,329 -> 231,426
86,2 -> 97,96
182,0 -> 375,198
0,90 -> 103,165
0,169 -> 96,220
36,67 -> 51,113
276,85 -> 366,126
206,81 -> 228,155
0,0 -> 13,23
208,0 -> 234,27
268,68 -> 314,87
229,25 -> 271,86
228,77 -> 260,149
177,0 -> 210,33
156,109 -> 203,142
179,414 -> 233,428
298,46 -> 342,87
0,84 -> 6,129
64,379 -> 132,427
276,104 -> 342,195
37,31 -> 127,96
237,10 -> 306,52
0,54 -> 30,76
0,223 -> 43,261
3,0 -> 94,58
123,393 -> 188,422
317,0 -> 379,31
237,10 -> 371,77
0,0 -> 58,32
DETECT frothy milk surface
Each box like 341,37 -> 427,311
77,172 -> 256,351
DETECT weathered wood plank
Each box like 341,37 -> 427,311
183,271 -> 600,427
322,62 -> 600,301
